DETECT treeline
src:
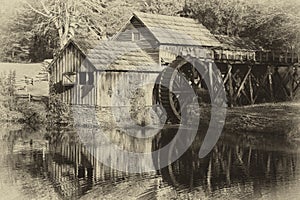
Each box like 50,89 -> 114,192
0,0 -> 299,63
185,0 -> 300,50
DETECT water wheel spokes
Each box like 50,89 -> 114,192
158,58 -> 203,124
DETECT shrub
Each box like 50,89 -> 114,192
15,100 -> 47,129
46,93 -> 73,131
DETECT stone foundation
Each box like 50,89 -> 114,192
71,105 -> 162,129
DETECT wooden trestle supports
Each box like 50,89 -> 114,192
219,63 -> 299,107
157,53 -> 300,123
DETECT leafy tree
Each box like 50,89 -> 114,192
183,0 -> 246,36
1,0 -> 299,62
139,0 -> 185,15
185,0 -> 300,50
0,3 -> 58,62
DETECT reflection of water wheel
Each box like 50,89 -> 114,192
152,127 -> 211,190
158,57 -> 207,123
160,145 -> 210,190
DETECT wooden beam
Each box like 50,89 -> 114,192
227,64 -> 234,106
273,67 -> 292,101
252,71 -> 273,103
249,73 -> 254,104
208,62 -> 213,92
292,67 -> 300,96
289,66 -> 294,100
223,64 -> 232,84
268,66 -> 274,102
234,67 -> 252,103
232,71 -> 252,104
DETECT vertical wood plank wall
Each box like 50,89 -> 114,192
51,42 -> 160,107
96,71 -> 158,107
115,17 -> 160,64
51,43 -> 97,105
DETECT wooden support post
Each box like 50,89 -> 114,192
234,67 -> 251,104
158,46 -> 162,67
273,67 -> 279,100
227,64 -> 234,107
292,66 -> 296,94
208,62 -> 213,92
292,66 -> 299,96
249,72 -> 254,104
289,66 -> 294,100
273,66 -> 291,101
267,66 -> 274,102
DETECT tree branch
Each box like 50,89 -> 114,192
24,1 -> 51,18
39,0 -> 51,15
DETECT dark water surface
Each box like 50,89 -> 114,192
1,103 -> 300,200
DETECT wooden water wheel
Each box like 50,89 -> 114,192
158,57 -> 208,124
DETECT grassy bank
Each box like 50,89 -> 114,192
192,102 -> 300,139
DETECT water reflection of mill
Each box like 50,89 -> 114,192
29,125 -> 299,199
158,127 -> 299,198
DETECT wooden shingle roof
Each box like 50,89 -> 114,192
72,39 -> 161,72
132,12 -> 221,47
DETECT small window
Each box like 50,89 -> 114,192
132,32 -> 140,41
79,72 -> 86,85
79,72 -> 94,85
87,72 -> 94,85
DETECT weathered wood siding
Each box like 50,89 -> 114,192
115,17 -> 160,64
71,60 -> 97,106
51,41 -> 161,108
50,42 -> 97,105
96,71 -> 158,107
70,71 -> 160,125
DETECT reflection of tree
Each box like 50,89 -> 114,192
4,127 -> 38,153
156,128 -> 298,198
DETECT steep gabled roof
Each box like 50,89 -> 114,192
131,12 -> 221,47
71,39 -> 161,72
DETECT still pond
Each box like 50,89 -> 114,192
0,103 -> 300,200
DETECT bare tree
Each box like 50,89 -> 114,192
24,0 -> 106,48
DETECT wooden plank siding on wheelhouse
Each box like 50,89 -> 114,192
48,39 -> 162,106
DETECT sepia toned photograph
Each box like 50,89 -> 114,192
0,0 -> 300,199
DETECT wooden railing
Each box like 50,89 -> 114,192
213,49 -> 299,64
255,50 -> 299,64
160,45 -> 299,65
213,49 -> 256,62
